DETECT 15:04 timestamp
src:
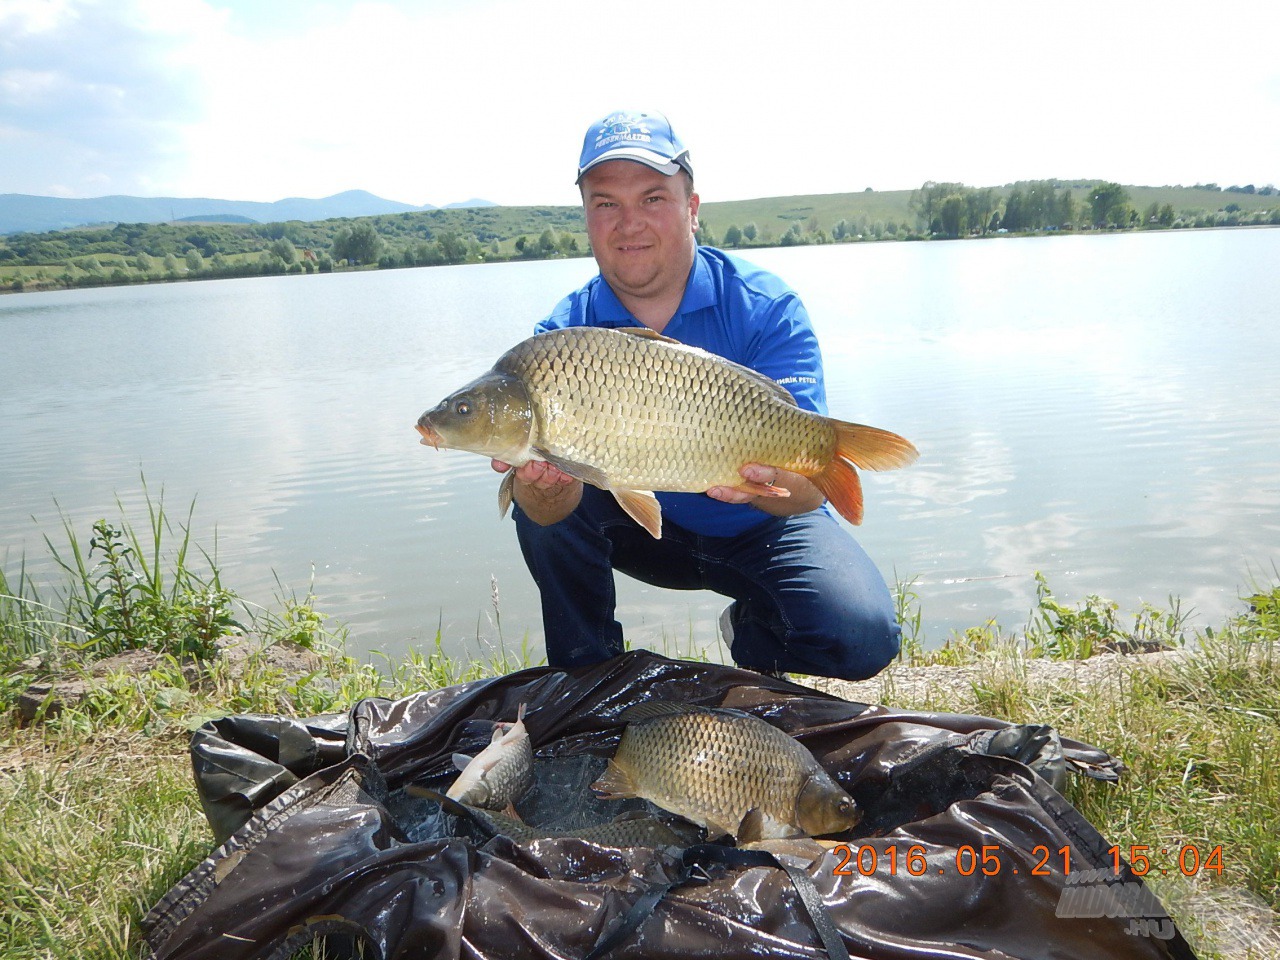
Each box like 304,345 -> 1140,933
1112,844 -> 1224,877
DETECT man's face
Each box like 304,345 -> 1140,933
580,160 -> 700,306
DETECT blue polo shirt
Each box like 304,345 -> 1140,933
535,246 -> 829,537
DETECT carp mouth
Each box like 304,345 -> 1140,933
415,420 -> 441,449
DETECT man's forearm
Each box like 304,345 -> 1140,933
513,475 -> 583,525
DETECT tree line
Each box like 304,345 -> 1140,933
4,180 -> 1278,292
699,181 -> 1280,251
905,180 -> 1280,239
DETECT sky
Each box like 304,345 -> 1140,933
1,0 -> 1278,207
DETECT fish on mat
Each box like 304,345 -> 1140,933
415,326 -> 918,538
446,704 -> 533,812
590,701 -> 860,842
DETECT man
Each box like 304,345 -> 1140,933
491,109 -> 900,681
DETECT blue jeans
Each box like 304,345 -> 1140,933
513,486 -> 900,680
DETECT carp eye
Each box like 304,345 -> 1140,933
454,399 -> 472,416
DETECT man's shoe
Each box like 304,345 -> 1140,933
722,605 -> 789,679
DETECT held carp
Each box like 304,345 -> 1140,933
415,326 -> 918,538
591,701 -> 860,841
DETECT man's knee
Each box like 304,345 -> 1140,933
796,593 -> 900,681
837,604 -> 901,680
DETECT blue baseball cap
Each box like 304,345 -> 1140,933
576,110 -> 694,184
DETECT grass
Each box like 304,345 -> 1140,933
880,578 -> 1280,957
2,501 -> 1278,957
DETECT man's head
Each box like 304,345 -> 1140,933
576,110 -> 700,320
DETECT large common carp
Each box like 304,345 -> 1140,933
415,326 -> 917,539
591,701 -> 860,841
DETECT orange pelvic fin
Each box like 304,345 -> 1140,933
612,489 -> 662,539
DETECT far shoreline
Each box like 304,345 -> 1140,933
4,220 -> 1277,297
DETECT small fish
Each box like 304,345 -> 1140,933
416,326 -> 918,538
445,704 -> 533,811
591,701 -> 860,841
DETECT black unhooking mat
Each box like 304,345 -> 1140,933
143,651 -> 1197,959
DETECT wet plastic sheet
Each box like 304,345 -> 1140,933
145,651 -> 1196,959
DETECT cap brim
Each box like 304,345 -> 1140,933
577,147 -> 685,183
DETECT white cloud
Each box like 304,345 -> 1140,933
2,0 -> 1276,203
0,0 -> 217,196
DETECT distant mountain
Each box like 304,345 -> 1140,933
443,198 -> 498,209
0,190 -> 495,235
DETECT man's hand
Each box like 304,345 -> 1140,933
706,463 -> 825,516
491,459 -> 582,525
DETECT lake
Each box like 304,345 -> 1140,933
2,228 -> 1278,665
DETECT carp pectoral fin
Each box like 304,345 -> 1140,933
497,470 -> 516,518
737,808 -> 765,844
537,451 -> 610,489
503,803 -> 525,822
612,489 -> 662,539
811,457 -> 865,526
452,753 -> 473,772
734,480 -> 791,499
591,759 -> 639,800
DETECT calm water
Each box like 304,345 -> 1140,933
2,229 -> 1278,664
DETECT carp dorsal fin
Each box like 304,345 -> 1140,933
614,326 -> 681,344
609,809 -> 655,824
618,700 -> 706,723
734,364 -> 800,407
616,327 -> 800,408
618,701 -> 756,723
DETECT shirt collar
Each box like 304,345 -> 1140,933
589,247 -> 717,328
